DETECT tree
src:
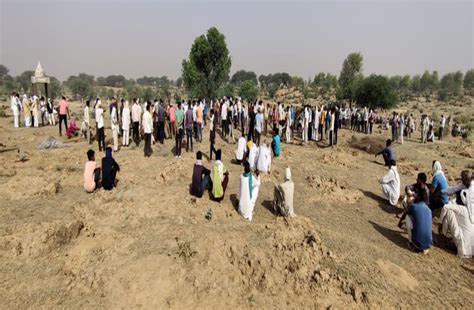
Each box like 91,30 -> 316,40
230,70 -> 257,86
338,52 -> 363,105
439,71 -> 463,101
176,77 -> 183,88
464,69 -> 474,93
78,73 -> 95,85
419,70 -> 439,94
291,76 -> 305,90
16,70 -> 34,93
239,80 -> 258,101
410,74 -> 421,94
355,74 -> 398,109
68,78 -> 94,99
0,65 -> 9,79
182,27 -> 232,99
49,76 -> 62,99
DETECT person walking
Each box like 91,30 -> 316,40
58,96 -> 69,136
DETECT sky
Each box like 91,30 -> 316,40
1,0 -> 473,81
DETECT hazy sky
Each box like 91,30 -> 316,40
1,0 -> 473,81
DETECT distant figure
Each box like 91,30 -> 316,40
143,102 -> 153,157
210,150 -> 229,201
235,134 -> 247,164
209,110 -> 218,160
95,100 -> 105,152
273,167 -> 295,217
11,93 -> 21,128
238,161 -> 261,221
131,99 -> 142,146
58,96 -> 69,136
122,101 -> 131,147
190,151 -> 211,198
110,99 -> 120,152
272,132 -> 281,157
101,147 -> 120,190
439,170 -> 473,258
175,102 -> 184,158
379,159 -> 400,206
248,140 -> 259,171
22,94 -> 31,127
439,114 -> 446,140
83,149 -> 101,193
83,100 -> 91,144
375,139 -> 394,166
66,118 -> 78,138
398,186 -> 432,254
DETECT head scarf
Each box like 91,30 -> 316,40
432,160 -> 444,177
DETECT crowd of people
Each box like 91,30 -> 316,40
378,158 -> 473,258
8,92 -> 472,258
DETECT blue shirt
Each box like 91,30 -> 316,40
432,174 -> 448,204
383,146 -> 394,162
408,202 -> 433,250
272,135 -> 281,157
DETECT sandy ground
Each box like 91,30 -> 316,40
0,100 -> 473,309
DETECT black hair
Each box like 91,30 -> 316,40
216,149 -> 222,161
389,159 -> 396,167
196,151 -> 202,160
417,172 -> 427,184
87,149 -> 95,160
62,96 -> 66,100
415,187 -> 428,203
386,139 -> 392,146
86,100 -> 90,107
244,161 -> 251,174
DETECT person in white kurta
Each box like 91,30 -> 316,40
235,135 -> 247,163
122,101 -> 131,146
248,144 -> 259,171
238,162 -> 261,221
379,160 -> 400,206
11,94 -> 21,128
32,95 -> 39,127
110,103 -> 119,151
257,143 -> 272,173
439,171 -> 474,258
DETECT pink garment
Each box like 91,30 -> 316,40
84,161 -> 97,193
59,99 -> 68,115
169,106 -> 176,122
66,120 -> 77,138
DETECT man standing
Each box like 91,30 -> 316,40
439,114 -> 446,140
175,102 -> 184,158
221,98 -> 228,137
185,104 -> 194,152
142,103 -> 153,157
131,99 -> 142,147
11,93 -> 21,128
95,100 -> 105,152
255,108 -> 263,147
110,99 -> 119,152
58,96 -> 69,136
156,100 -> 165,144
84,100 -> 91,144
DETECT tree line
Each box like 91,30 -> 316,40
1,26 -> 474,109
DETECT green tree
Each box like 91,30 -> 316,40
78,73 -> 95,85
0,64 -> 9,79
182,27 -> 232,99
239,80 -> 258,101
338,52 -> 363,105
410,74 -> 421,94
230,70 -> 257,86
68,78 -> 94,99
176,77 -> 183,88
464,69 -> 474,92
355,75 -> 398,109
439,71 -> 463,101
16,70 -> 34,93
49,76 -> 62,99
291,76 -> 305,90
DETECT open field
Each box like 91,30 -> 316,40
0,99 -> 473,308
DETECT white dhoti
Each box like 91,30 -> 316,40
440,203 -> 474,258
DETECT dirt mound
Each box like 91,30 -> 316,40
377,259 -> 418,291
349,135 -> 386,155
306,175 -> 362,204
0,220 -> 84,258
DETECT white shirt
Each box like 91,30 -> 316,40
255,113 -> 263,133
84,106 -> 90,124
132,103 -> 142,123
238,173 -> 261,221
235,137 -> 247,160
379,166 -> 401,206
111,106 -> 119,129
142,110 -> 153,134
248,145 -> 259,171
257,145 -> 272,173
122,107 -> 131,129
95,107 -> 104,129
221,101 -> 228,120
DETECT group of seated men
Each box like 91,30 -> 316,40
378,158 -> 473,258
